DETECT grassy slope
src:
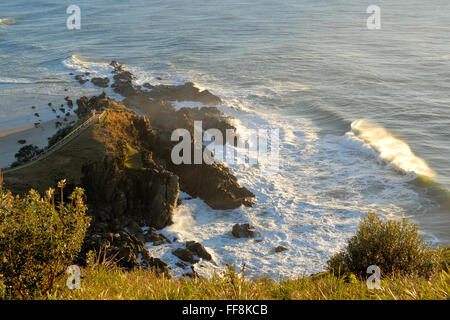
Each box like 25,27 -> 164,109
48,264 -> 449,300
3,125 -> 105,194
3,109 -> 140,194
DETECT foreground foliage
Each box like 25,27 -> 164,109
48,263 -> 449,300
327,213 -> 442,278
0,181 -> 90,299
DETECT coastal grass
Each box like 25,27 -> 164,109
47,263 -> 449,300
124,143 -> 143,169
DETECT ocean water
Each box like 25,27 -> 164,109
0,0 -> 449,278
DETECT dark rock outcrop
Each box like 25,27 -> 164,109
81,156 -> 179,231
186,241 -> 212,261
172,248 -> 199,264
144,227 -> 171,246
75,75 -> 88,85
91,77 -> 110,88
75,92 -> 110,117
143,82 -> 222,105
78,231 -> 169,275
232,223 -> 261,238
64,96 -> 74,107
275,246 -> 288,253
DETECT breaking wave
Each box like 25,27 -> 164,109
350,119 -> 436,178
0,18 -> 17,26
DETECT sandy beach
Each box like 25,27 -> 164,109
0,115 -> 77,169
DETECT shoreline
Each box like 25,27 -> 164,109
0,116 -> 77,169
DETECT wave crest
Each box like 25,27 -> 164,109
0,18 -> 17,26
351,119 -> 436,178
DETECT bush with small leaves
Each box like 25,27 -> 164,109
327,213 -> 441,278
13,144 -> 42,166
0,181 -> 90,299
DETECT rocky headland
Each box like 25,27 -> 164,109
3,61 -> 256,277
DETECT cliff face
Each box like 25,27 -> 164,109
81,157 -> 179,231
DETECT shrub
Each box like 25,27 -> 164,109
327,213 -> 441,278
12,144 -> 42,167
0,181 -> 90,299
47,126 -> 72,148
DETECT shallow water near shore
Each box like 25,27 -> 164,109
0,0 -> 449,278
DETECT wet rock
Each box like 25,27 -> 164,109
127,220 -> 145,242
144,82 -> 222,105
65,96 -> 74,107
31,106 -> 36,109
186,241 -> 212,260
176,261 -> 188,269
232,223 -> 261,238
17,139 -> 26,144
144,227 -> 171,245
75,75 -> 88,85
275,246 -> 288,253
111,70 -> 136,97
34,112 -> 40,117
91,77 -> 110,88
172,248 -> 199,264
75,92 -> 113,117
182,266 -> 200,279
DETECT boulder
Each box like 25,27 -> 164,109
232,223 -> 261,238
91,77 -> 110,88
75,75 -> 88,85
186,241 -> 212,260
144,227 -> 171,246
172,248 -> 199,264
275,246 -> 288,253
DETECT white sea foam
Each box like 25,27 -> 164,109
0,77 -> 33,84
